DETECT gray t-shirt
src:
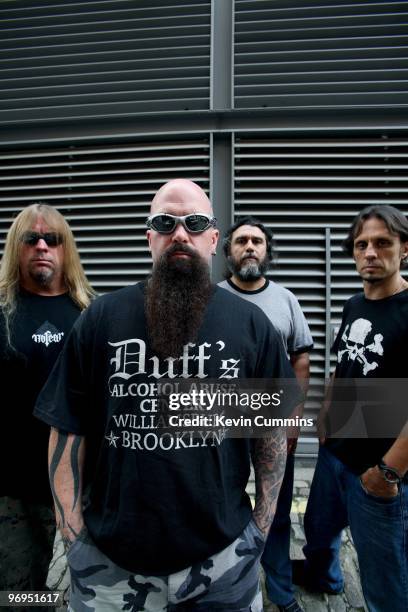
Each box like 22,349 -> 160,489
218,278 -> 313,357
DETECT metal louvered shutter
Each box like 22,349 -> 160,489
0,0 -> 211,125
0,137 -> 210,291
233,133 -> 408,449
234,0 -> 408,111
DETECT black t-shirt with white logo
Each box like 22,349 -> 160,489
0,289 -> 81,501
326,289 -> 408,474
35,283 -> 299,575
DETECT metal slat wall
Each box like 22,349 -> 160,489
1,0 -> 408,456
233,133 -> 408,446
0,0 -> 211,125
0,137 -> 210,291
234,0 -> 408,110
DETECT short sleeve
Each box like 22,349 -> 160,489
332,298 -> 351,356
34,311 -> 91,435
253,313 -> 304,418
287,293 -> 314,355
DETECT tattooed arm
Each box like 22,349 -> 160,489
49,427 -> 85,552
251,426 -> 287,537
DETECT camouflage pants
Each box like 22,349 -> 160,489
0,496 -> 55,611
67,518 -> 265,611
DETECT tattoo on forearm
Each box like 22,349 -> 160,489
252,427 -> 287,534
70,435 -> 82,511
61,533 -> 72,553
49,430 -> 83,535
50,431 -> 68,527
62,522 -> 88,554
67,522 -> 79,539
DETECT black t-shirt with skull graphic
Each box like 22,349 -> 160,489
0,289 -> 81,501
325,289 -> 408,474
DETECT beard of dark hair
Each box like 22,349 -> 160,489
145,243 -> 213,359
227,254 -> 270,281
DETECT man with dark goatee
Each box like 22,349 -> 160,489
35,180 -> 301,611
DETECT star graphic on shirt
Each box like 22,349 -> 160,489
105,431 -> 120,447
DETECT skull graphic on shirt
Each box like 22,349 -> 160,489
337,318 -> 384,376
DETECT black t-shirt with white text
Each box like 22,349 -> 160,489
35,283 -> 299,575
326,289 -> 408,474
0,289 -> 81,502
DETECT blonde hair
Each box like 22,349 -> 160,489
0,203 -> 95,320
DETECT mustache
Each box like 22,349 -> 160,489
241,254 -> 258,261
163,242 -> 196,259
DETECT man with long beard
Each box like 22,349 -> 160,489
35,180 -> 300,611
219,217 -> 313,612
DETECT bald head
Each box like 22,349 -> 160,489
151,179 -> 213,215
147,179 -> 219,264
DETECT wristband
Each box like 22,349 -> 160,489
377,460 -> 403,485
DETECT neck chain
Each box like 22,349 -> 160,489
391,278 -> 408,296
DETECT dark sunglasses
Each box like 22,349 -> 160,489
21,231 -> 63,247
146,213 -> 217,234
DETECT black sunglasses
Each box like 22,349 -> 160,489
146,213 -> 217,234
21,231 -> 63,247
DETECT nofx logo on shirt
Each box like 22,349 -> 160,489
32,322 -> 64,347
337,317 -> 384,376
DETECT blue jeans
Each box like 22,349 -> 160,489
261,452 -> 295,606
303,445 -> 408,611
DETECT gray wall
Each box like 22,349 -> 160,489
1,0 -> 408,454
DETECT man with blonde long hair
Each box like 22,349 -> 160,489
0,203 -> 94,599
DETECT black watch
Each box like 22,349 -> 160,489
377,460 -> 403,485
